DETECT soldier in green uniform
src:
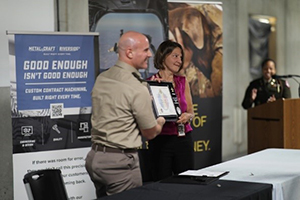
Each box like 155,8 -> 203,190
242,58 -> 291,109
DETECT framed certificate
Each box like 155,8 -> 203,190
147,80 -> 181,121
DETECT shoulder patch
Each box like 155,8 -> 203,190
285,80 -> 290,88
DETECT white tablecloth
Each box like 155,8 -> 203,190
203,148 -> 300,200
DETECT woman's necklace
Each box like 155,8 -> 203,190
157,72 -> 177,96
157,72 -> 174,83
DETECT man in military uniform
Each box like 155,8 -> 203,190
242,58 -> 291,109
85,31 -> 166,197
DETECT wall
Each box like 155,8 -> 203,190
1,0 -> 300,199
0,0 -> 55,199
222,0 -> 249,160
222,0 -> 287,160
286,0 -> 300,98
0,88 -> 13,200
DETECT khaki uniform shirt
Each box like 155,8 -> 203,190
91,60 -> 157,149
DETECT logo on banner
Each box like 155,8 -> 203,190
21,126 -> 33,136
52,124 -> 61,134
79,122 -> 89,133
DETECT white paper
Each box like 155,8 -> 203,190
179,169 -> 229,177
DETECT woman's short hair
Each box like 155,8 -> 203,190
154,40 -> 184,72
261,58 -> 276,69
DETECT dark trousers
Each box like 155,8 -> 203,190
149,132 -> 194,181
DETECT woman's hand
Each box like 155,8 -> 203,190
267,95 -> 276,103
251,88 -> 257,101
177,112 -> 193,124
150,75 -> 163,82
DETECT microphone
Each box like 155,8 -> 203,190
272,74 -> 300,97
272,74 -> 292,79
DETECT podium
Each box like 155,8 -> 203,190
247,98 -> 300,154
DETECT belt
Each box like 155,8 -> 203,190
92,143 -> 137,154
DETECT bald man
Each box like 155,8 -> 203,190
85,31 -> 166,197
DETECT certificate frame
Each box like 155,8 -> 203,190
147,80 -> 181,121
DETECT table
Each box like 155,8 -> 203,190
99,178 -> 272,200
203,148 -> 300,200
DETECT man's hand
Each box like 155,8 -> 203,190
140,117 -> 165,140
157,117 -> 166,127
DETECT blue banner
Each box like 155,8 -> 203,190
15,34 -> 95,111
10,32 -> 98,200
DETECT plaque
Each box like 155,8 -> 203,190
147,80 -> 181,121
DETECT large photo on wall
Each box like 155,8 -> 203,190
168,1 -> 223,168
